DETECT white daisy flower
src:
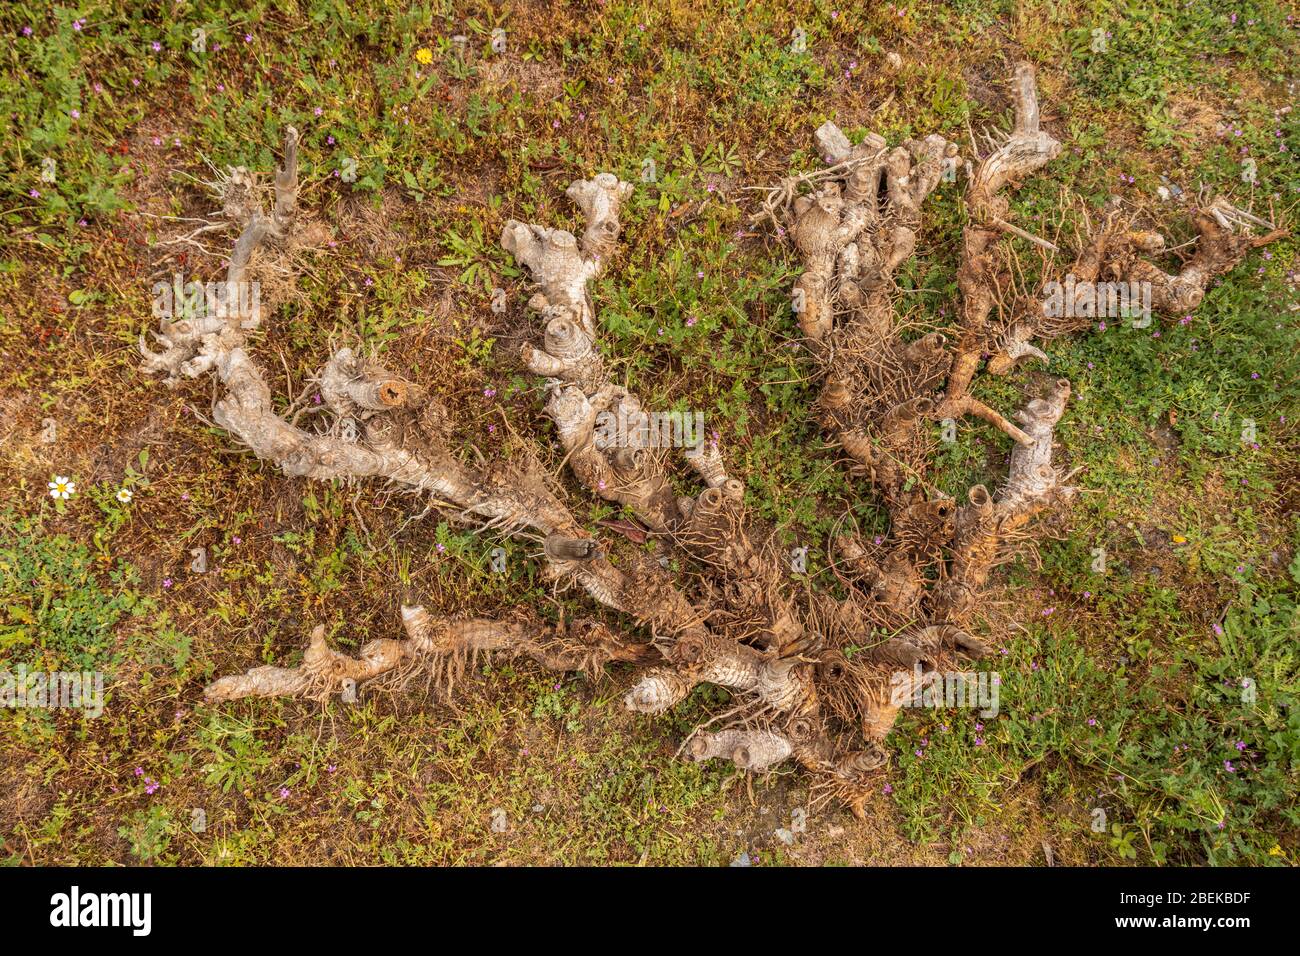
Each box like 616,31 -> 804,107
116,487 -> 134,504
49,476 -> 76,500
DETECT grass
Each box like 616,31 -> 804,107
0,0 -> 1297,865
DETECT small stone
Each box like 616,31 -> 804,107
814,121 -> 852,165
775,828 -> 795,845
730,851 -> 752,867
490,807 -> 508,833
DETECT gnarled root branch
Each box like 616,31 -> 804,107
502,171 -> 803,655
204,607 -> 654,703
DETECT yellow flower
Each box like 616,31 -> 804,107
1172,534 -> 1187,544
415,48 -> 433,65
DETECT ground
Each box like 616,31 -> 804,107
1,0 -> 1298,866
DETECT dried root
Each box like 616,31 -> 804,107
155,63 -> 1281,821
1029,199 -> 1286,341
205,607 -> 653,703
